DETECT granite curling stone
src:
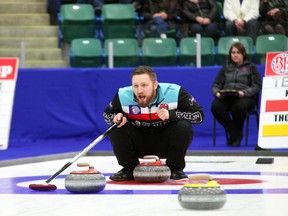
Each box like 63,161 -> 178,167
133,155 -> 171,183
178,174 -> 227,210
65,163 -> 106,193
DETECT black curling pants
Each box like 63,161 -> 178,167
108,120 -> 194,171
211,96 -> 256,141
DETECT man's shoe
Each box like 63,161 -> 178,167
109,168 -> 134,181
170,170 -> 188,180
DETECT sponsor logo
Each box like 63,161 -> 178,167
159,103 -> 169,110
241,67 -> 247,71
129,105 -> 141,115
0,58 -> 18,80
189,96 -> 195,106
270,53 -> 288,75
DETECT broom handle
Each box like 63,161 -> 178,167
45,121 -> 120,183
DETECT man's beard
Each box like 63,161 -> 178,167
137,96 -> 151,107
138,100 -> 148,108
137,90 -> 156,108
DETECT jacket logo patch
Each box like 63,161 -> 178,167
159,103 -> 169,110
189,96 -> 195,106
242,67 -> 247,71
129,105 -> 141,115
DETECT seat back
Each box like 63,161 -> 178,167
216,1 -> 224,21
101,4 -> 136,39
217,36 -> 254,65
255,34 -> 288,64
179,37 -> 215,66
70,38 -> 103,67
141,38 -> 177,66
60,4 -> 96,43
216,1 -> 225,35
104,38 -> 139,67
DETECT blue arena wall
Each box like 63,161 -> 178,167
8,65 -> 265,153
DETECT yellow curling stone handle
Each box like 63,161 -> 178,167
184,180 -> 220,188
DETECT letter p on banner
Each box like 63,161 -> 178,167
0,58 -> 19,150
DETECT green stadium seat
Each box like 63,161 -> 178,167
216,0 -> 224,5
70,38 -> 103,67
217,36 -> 254,65
216,1 -> 225,34
104,38 -> 139,67
101,4 -> 137,39
141,38 -> 177,66
179,37 -> 215,66
255,34 -> 288,65
60,4 -> 96,43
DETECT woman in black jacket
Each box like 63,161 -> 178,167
211,42 -> 261,147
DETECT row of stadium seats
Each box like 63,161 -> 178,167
70,35 -> 288,68
58,2 -> 232,44
59,3 -> 140,44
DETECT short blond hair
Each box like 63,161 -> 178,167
131,66 -> 157,83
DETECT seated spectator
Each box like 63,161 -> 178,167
181,0 -> 220,40
136,0 -> 179,38
259,0 -> 288,35
211,42 -> 261,147
223,0 -> 260,43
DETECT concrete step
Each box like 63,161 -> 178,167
0,26 -> 58,37
0,48 -> 63,60
0,13 -> 50,26
0,0 -> 69,68
23,60 -> 69,68
0,2 -> 47,13
0,37 -> 58,48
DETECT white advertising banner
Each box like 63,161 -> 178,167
0,58 -> 19,150
258,52 -> 288,149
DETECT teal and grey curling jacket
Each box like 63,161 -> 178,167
103,83 -> 204,128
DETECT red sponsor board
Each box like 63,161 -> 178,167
0,58 -> 18,80
0,58 -> 19,149
265,52 -> 288,77
265,100 -> 288,112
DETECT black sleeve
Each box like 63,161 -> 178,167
103,92 -> 123,125
207,0 -> 218,20
212,66 -> 226,95
169,87 -> 204,124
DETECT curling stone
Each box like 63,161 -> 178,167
65,163 -> 106,193
133,155 -> 171,183
178,174 -> 227,210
